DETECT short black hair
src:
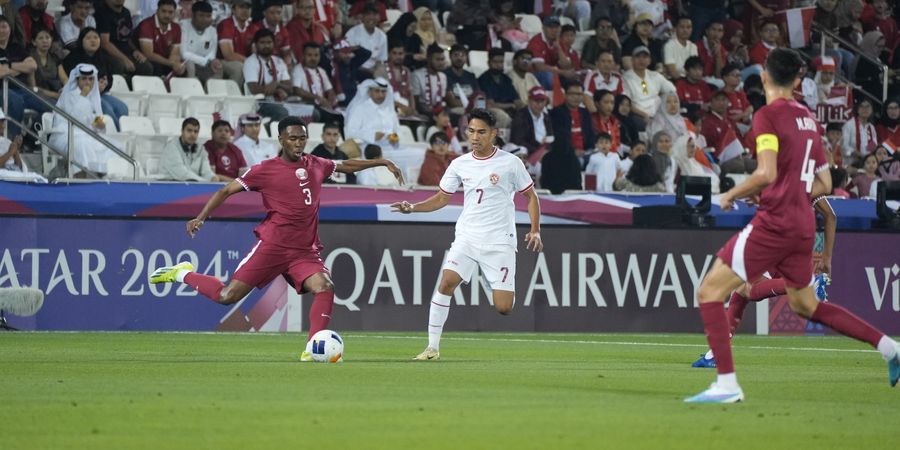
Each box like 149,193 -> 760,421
561,24 -> 576,34
192,1 -> 213,13
364,144 -> 382,159
593,16 -> 611,29
468,108 -> 496,128
0,15 -> 10,26
157,0 -> 176,8
429,131 -> 450,145
765,47 -> 804,88
826,122 -> 843,133
720,63 -> 741,78
488,48 -> 505,59
211,119 -> 232,132
830,167 -> 847,189
597,132 -> 612,142
323,122 -> 340,132
263,0 -> 281,9
427,43 -> 444,57
449,44 -> 468,55
711,90 -> 729,100
513,49 -> 533,60
278,116 -> 307,135
388,38 -> 405,50
593,88 -> 614,102
684,56 -> 704,72
182,117 -> 200,130
303,42 -> 321,53
674,15 -> 691,26
563,79 -> 582,92
253,28 -> 276,43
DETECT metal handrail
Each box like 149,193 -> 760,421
812,22 -> 889,103
2,75 -> 138,180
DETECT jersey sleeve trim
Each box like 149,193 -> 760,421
518,182 -> 535,194
236,177 -> 250,191
325,159 -> 338,180
755,133 -> 779,154
815,163 -> 829,174
811,195 -> 828,206
438,186 -> 455,195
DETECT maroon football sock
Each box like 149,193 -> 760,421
307,291 -> 335,341
700,302 -> 735,374
726,292 -> 750,335
748,278 -> 786,301
184,272 -> 224,302
810,302 -> 883,347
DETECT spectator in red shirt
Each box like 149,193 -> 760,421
418,131 -> 459,186
877,98 -> 900,144
696,19 -> 726,79
527,16 -> 575,90
385,39 -> 414,117
559,24 -> 581,71
550,81 -> 595,157
18,0 -> 54,46
676,56 -> 712,110
204,119 -> 247,181
720,63 -> 753,131
287,0 -> 331,64
749,20 -> 780,66
863,0 -> 898,52
137,0 -> 184,77
256,0 -> 294,68
702,90 -> 754,173
217,0 -> 257,86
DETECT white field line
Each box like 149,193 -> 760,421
343,334 -> 878,354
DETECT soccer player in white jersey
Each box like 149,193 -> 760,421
392,108 -> 544,360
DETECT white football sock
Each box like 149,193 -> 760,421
705,349 -> 714,360
175,269 -> 192,283
427,293 -> 452,350
717,373 -> 739,390
877,335 -> 898,361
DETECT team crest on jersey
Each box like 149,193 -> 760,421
221,156 -> 231,167
295,168 -> 308,180
489,173 -> 500,185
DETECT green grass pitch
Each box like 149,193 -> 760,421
0,332 -> 895,449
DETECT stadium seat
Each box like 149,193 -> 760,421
416,125 -> 427,142
105,154 -> 142,180
574,31 -> 594,54
110,74 -> 130,93
504,51 -> 514,71
207,78 -> 244,97
516,14 -> 542,37
307,122 -> 324,139
46,0 -> 65,13
103,115 -> 118,133
468,50 -> 489,76
170,78 -> 221,119
120,116 -> 157,134
406,165 -> 420,185
560,16 -> 575,27
385,9 -> 402,29
123,0 -> 138,16
158,117 -> 183,136
197,117 -> 214,138
398,125 -> 416,143
131,76 -> 182,121
132,135 -> 174,179
105,132 -> 135,157
38,112 -> 63,176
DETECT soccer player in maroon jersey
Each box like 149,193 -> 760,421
685,48 -> 900,403
149,117 -> 403,361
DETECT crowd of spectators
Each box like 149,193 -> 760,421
0,0 -> 898,196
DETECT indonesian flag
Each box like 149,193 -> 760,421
777,7 -> 815,48
718,127 -> 744,163
882,138 -> 897,156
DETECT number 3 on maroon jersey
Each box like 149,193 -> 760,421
303,188 -> 312,205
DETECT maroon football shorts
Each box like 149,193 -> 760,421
232,240 -> 330,293
717,224 -> 814,289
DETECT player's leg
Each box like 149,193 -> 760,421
302,272 -> 336,341
149,261 -> 254,304
685,257 -> 747,403
481,246 -> 517,315
414,269 -> 465,360
785,285 -> 900,386
693,281 -> 752,368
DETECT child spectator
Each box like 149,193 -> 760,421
851,153 -> 880,198
585,132 -> 619,192
418,132 -> 458,186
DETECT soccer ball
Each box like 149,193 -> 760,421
309,330 -> 344,363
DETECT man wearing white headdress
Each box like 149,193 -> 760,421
50,63 -> 120,176
344,77 -> 401,149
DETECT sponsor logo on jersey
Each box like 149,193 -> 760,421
490,173 -> 500,184
295,168 -> 308,180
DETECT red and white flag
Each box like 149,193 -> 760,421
718,127 -> 745,163
777,7 -> 816,48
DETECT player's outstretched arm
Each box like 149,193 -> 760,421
522,187 -> 543,252
336,159 -> 404,184
813,197 -> 836,276
810,165 -> 833,200
391,191 -> 452,214
186,181 -> 245,238
720,149 -> 778,211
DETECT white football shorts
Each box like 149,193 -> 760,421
441,240 -> 517,292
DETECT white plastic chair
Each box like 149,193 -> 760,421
119,115 -> 157,134
110,74 -> 130,93
406,165 -> 421,185
398,125 -> 416,143
170,78 -> 221,118
106,154 -> 143,179
307,122 -> 325,139
197,116 -> 215,138
158,117 -> 184,135
385,9 -> 403,29
132,135 -> 174,179
38,112 -> 63,176
207,78 -> 245,97
131,76 -> 182,121
102,115 -> 118,133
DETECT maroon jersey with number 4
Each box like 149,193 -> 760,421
750,98 -> 828,238
236,155 -> 336,251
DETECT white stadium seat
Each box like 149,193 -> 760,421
131,76 -> 182,121
516,14 -> 542,37
170,78 -> 221,119
398,125 -> 416,143
110,74 -> 130,93
158,117 -> 184,136
132,135 -> 174,179
207,78 -> 245,97
120,116 -> 157,135
307,122 -> 324,139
